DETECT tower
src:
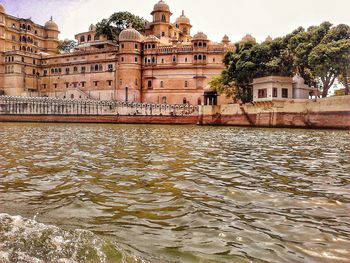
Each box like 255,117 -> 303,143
117,25 -> 142,102
175,11 -> 192,42
44,17 -> 60,54
151,0 -> 172,39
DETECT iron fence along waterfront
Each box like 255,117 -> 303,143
0,96 -> 199,116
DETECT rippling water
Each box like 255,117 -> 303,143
0,123 -> 349,263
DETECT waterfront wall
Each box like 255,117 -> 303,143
200,96 -> 350,129
0,95 -> 349,129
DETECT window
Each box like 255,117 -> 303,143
135,79 -> 138,86
194,55 -> 197,60
203,55 -> 207,60
185,57 -> 188,62
162,32 -> 165,37
65,83 -> 69,88
183,98 -> 187,104
162,96 -> 167,104
12,35 -> 16,41
32,69 -> 36,75
121,44 -> 124,49
108,64 -> 113,71
198,55 -> 202,60
121,57 -> 124,62
88,35 -> 91,41
54,83 -> 58,89
161,58 -> 164,63
107,80 -> 112,86
135,57 -> 138,63
81,82 -> 85,88
152,44 -> 156,49
74,66 -> 78,72
273,88 -> 278,98
152,57 -> 155,63
161,14 -> 166,22
282,88 -> 289,98
99,64 -> 103,71
148,80 -> 152,88
173,56 -> 176,62
51,69 -> 54,74
160,81 -> 164,88
258,89 -> 267,98
135,44 -> 138,49
94,81 -> 99,87
185,81 -> 188,87
80,35 -> 85,43
66,68 -> 70,74
81,66 -> 86,73
44,70 -> 48,76
42,84 -> 47,89
203,42 -> 207,47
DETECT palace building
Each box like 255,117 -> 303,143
0,0 -> 237,105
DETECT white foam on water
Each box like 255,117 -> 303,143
0,213 -> 137,263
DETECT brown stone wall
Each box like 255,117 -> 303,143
0,114 -> 198,125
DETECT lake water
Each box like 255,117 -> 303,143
0,123 -> 349,263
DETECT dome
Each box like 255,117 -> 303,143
144,35 -> 160,43
265,35 -> 273,42
176,10 -> 190,25
119,24 -> 142,42
0,4 -> 5,13
152,0 -> 170,13
193,32 -> 208,41
241,34 -> 256,43
222,34 -> 230,43
89,24 -> 96,32
45,17 -> 59,31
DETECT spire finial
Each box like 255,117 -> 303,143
50,16 -> 53,21
182,10 -> 185,16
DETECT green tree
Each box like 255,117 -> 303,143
95,11 -> 147,41
58,39 -> 76,53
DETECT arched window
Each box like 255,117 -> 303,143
27,25 -> 31,31
87,35 -> 91,41
183,98 -> 187,104
152,44 -> 156,49
99,64 -> 103,71
148,80 -> 152,88
144,57 -> 147,63
152,57 -> 155,63
185,57 -> 188,62
162,96 -> 167,104
194,55 -> 197,60
161,14 -> 166,22
173,56 -> 176,62
203,55 -> 206,60
94,64 -> 99,71
203,42 -> 207,47
198,42 -> 203,47
197,98 -> 202,105
194,42 -> 198,47
198,55 -> 202,60
80,35 -> 85,43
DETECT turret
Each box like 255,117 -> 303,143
44,17 -> 60,53
151,0 -> 172,39
117,24 -> 143,102
175,10 -> 192,41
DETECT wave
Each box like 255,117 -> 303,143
0,213 -> 142,263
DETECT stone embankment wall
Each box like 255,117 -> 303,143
0,95 -> 349,129
199,96 -> 350,129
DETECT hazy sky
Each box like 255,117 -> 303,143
1,0 -> 350,43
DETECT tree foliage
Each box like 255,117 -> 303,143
213,22 -> 350,101
58,39 -> 76,53
95,11 -> 147,41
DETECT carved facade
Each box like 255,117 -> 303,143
0,1 -> 236,105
